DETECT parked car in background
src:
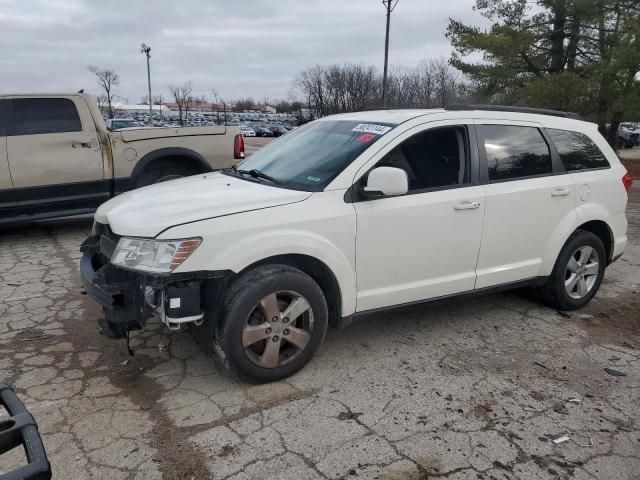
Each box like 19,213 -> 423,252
240,127 -> 256,137
618,126 -> 640,148
0,93 -> 243,224
271,125 -> 289,136
254,126 -> 273,137
81,105 -> 631,383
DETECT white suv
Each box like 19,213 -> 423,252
81,105 -> 632,382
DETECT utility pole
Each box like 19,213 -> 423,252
140,43 -> 153,126
381,0 -> 398,107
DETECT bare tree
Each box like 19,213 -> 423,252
295,59 -> 467,117
168,82 -> 193,126
88,65 -> 120,119
233,97 -> 257,112
96,94 -> 109,115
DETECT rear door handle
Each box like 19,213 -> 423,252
71,141 -> 93,149
551,188 -> 571,197
454,201 -> 481,210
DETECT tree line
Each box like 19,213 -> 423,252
295,59 -> 470,118
88,66 -> 305,126
88,0 -> 639,145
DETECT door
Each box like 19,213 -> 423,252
354,123 -> 485,312
6,96 -> 107,214
474,122 -> 577,288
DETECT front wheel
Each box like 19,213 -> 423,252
540,230 -> 606,310
219,265 -> 328,382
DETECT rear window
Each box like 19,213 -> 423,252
547,128 -> 610,171
10,98 -> 82,136
231,120 -> 395,190
478,125 -> 553,181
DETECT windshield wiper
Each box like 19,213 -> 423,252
237,168 -> 281,185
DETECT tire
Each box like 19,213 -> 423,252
539,230 -> 607,310
136,166 -> 198,188
218,265 -> 328,383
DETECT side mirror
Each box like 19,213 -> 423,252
362,166 -> 409,198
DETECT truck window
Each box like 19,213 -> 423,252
10,98 -> 82,136
546,128 -> 610,171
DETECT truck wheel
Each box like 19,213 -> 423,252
135,166 -> 198,188
539,230 -> 606,311
219,265 -> 328,383
155,166 -> 198,183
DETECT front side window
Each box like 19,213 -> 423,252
11,98 -> 82,136
230,120 -> 395,190
547,128 -> 610,171
377,126 -> 469,192
479,125 -> 552,181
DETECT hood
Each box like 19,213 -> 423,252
95,172 -> 312,237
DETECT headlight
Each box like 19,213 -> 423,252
111,237 -> 201,274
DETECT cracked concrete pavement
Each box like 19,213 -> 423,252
1,187 -> 639,480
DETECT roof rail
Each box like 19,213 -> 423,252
446,103 -> 581,120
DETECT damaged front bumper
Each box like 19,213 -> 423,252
80,225 -> 227,340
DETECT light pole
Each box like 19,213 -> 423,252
381,0 -> 398,108
140,43 -> 153,126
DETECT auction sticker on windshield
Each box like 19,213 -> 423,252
351,123 -> 393,135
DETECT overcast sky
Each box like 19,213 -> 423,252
0,0 -> 487,103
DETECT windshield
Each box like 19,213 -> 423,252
230,120 -> 395,190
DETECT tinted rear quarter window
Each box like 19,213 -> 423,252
547,128 -> 610,171
10,98 -> 82,135
479,125 -> 552,181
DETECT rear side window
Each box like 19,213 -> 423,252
479,125 -> 552,181
10,98 -> 82,135
547,128 -> 610,171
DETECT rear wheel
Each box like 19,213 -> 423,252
219,265 -> 328,382
135,165 -> 199,188
540,230 -> 606,310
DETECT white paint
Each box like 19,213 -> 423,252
98,108 -> 629,318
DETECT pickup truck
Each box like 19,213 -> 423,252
0,93 -> 243,224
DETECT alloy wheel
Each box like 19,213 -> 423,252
564,245 -> 600,300
241,290 -> 314,368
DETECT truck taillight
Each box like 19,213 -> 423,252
234,134 -> 245,160
622,172 -> 633,193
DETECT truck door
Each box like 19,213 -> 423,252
5,96 -> 108,216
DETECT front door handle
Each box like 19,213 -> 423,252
454,201 -> 481,210
71,141 -> 93,149
551,188 -> 571,197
